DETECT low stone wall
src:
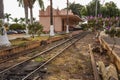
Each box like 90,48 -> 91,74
99,37 -> 120,73
0,41 -> 40,59
0,31 -> 82,60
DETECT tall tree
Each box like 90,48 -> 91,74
17,0 -> 29,24
4,13 -> 11,24
103,1 -> 119,17
0,0 -> 11,46
27,0 -> 44,24
11,18 -> 20,23
67,2 -> 84,17
17,0 -> 29,34
49,0 -> 55,36
86,0 -> 101,16
19,17 -> 25,24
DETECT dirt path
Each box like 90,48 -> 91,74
41,33 -> 95,80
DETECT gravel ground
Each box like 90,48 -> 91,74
40,32 -> 95,80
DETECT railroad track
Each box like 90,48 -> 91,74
89,38 -> 119,80
0,37 -> 67,64
89,44 -> 100,80
0,39 -> 70,72
0,36 -> 66,64
0,32 -> 88,80
0,37 -> 69,71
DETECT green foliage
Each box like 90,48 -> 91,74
87,17 -> 104,32
19,17 -> 25,24
84,0 -> 120,17
115,29 -> 120,37
68,2 -> 84,17
9,24 -> 25,30
105,27 -> 120,38
34,57 -> 44,62
0,20 -> 2,27
81,7 -> 88,16
102,1 -> 119,17
108,28 -> 116,37
11,18 -> 20,23
4,13 -> 11,22
28,22 -> 43,36
81,24 -> 88,30
86,0 -> 101,16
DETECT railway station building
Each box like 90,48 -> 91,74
39,6 -> 83,33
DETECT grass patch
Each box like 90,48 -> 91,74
10,36 -> 49,46
9,34 -> 67,46
34,57 -> 44,62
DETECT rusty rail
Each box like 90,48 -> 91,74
89,44 -> 100,80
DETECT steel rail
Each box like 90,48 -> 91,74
22,32 -> 88,80
0,32 -> 84,79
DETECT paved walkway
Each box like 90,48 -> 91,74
8,34 -> 30,40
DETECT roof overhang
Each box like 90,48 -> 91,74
40,15 -> 83,22
60,15 -> 83,22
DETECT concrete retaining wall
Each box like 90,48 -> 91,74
99,37 -> 120,73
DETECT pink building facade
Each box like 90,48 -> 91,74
39,6 -> 82,33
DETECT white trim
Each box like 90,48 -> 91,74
50,25 -> 55,36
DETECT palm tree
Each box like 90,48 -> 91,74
0,0 -> 11,46
4,13 -> 12,24
27,0 -> 44,24
49,0 -> 55,36
11,18 -> 20,23
17,0 -> 29,25
17,0 -> 29,34
20,17 -> 25,24
17,0 -> 44,35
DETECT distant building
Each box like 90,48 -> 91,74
39,6 -> 82,33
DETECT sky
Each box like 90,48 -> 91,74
3,0 -> 120,21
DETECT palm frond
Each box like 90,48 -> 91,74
37,0 -> 44,10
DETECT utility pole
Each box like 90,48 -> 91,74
50,0 -> 55,36
66,0 -> 69,33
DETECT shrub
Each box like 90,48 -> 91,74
81,24 -> 88,30
115,29 -> 120,37
9,23 -> 25,30
105,27 -> 120,38
28,22 -> 43,37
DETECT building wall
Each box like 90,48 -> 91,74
54,17 -> 62,32
39,17 -> 50,32
39,6 -> 81,33
39,16 -> 62,32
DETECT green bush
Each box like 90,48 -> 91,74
9,23 -> 25,30
28,22 -> 43,36
115,29 -> 120,37
105,27 -> 120,38
81,24 -> 88,30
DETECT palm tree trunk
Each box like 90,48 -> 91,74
30,7 -> 34,38
0,0 -> 11,47
30,8 -> 33,24
23,0 -> 29,34
24,5 -> 29,34
0,0 -> 4,19
24,6 -> 28,24
49,0 -> 55,36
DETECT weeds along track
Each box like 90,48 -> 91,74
0,37 -> 68,70
0,32 -> 88,80
0,37 -> 67,64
